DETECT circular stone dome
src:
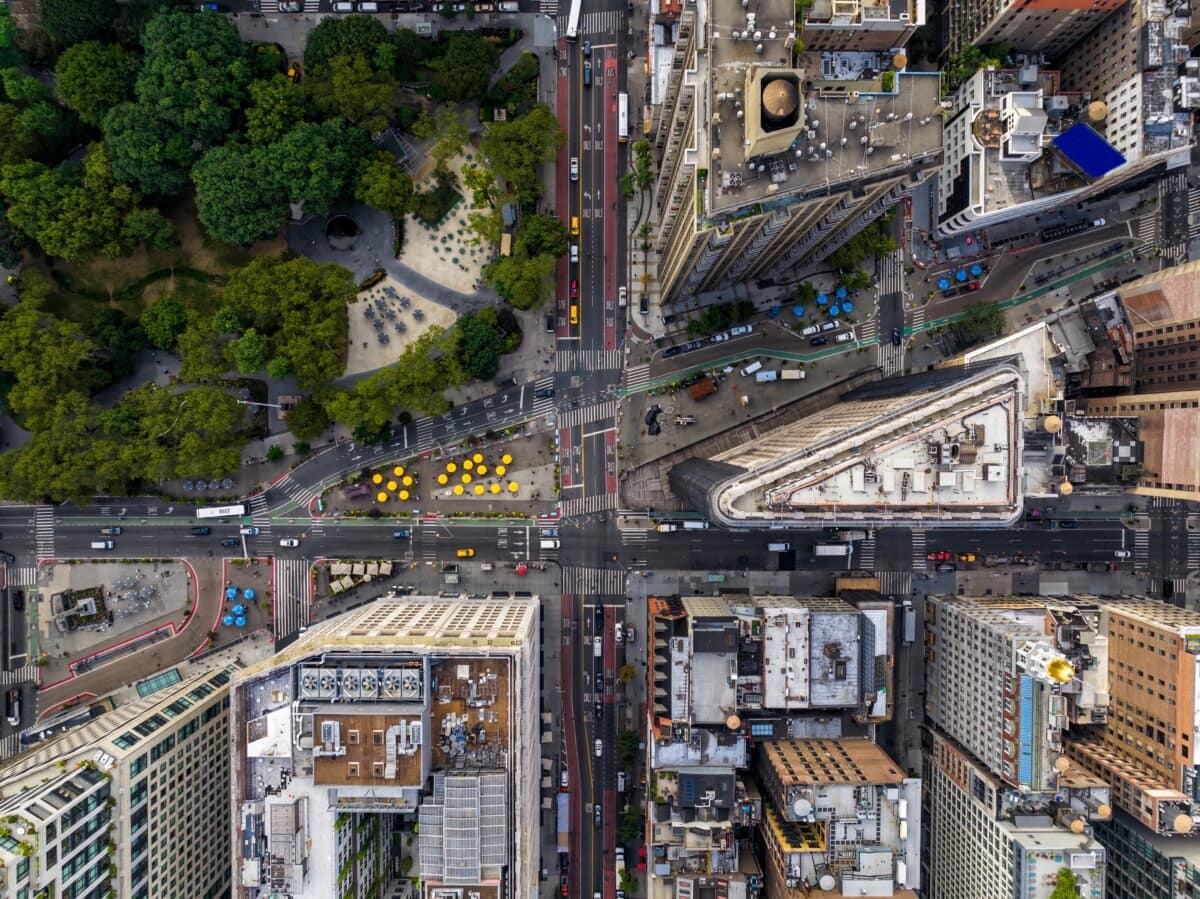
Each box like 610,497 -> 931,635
762,79 -> 798,120
1087,100 -> 1108,122
1175,813 -> 1193,834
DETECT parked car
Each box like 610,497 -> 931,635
935,563 -> 957,572
570,279 -> 578,298
957,552 -> 976,562
710,332 -> 730,343
835,329 -> 856,343
240,527 -> 259,536
279,539 -> 300,548
809,336 -> 828,346
535,387 -> 555,398
594,803 -> 602,826
570,157 -> 579,181
968,280 -> 981,291
595,673 -> 603,692
582,39 -> 591,57
221,539 -> 240,547
190,526 -> 211,536
663,345 -> 684,358
392,529 -> 411,539
892,327 -> 902,346
1057,520 -> 1078,528
595,739 -> 603,757
456,548 -> 475,558
729,325 -> 752,336
926,550 -> 951,561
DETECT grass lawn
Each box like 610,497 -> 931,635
40,194 -> 286,322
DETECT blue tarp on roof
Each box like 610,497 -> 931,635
1052,123 -> 1125,179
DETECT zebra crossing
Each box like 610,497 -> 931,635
910,307 -> 925,331
556,349 -> 624,371
877,249 -> 904,296
1134,514 -> 1150,569
911,529 -> 927,572
4,567 -> 38,587
877,571 -> 911,598
539,0 -> 557,14
624,363 -> 651,392
272,558 -> 312,641
619,528 -> 650,547
857,320 -> 879,343
557,400 -> 618,429
1134,214 -> 1158,256
569,9 -> 623,35
562,566 -> 626,596
876,343 -> 904,377
0,666 -> 38,687
1187,528 -> 1200,572
34,506 -> 54,562
559,492 -> 618,518
249,495 -> 273,549
531,377 -> 557,417
858,538 -> 875,570
0,733 -> 21,762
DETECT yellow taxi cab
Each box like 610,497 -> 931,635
570,305 -> 579,325
456,548 -> 475,558
957,552 -> 976,563
571,216 -> 580,236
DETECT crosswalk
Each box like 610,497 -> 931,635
1187,527 -> 1200,573
557,349 -> 624,371
34,506 -> 54,562
877,343 -> 904,377
272,558 -> 312,642
877,249 -> 904,296
5,568 -> 38,588
532,377 -> 557,417
1134,214 -> 1158,256
562,566 -> 626,596
910,307 -> 925,331
619,529 -> 650,547
539,0 -> 557,14
557,400 -> 618,429
911,529 -> 927,572
877,571 -> 911,598
248,495 -> 273,550
1189,187 -> 1200,239
624,363 -> 651,392
858,538 -> 875,570
0,665 -> 38,687
857,320 -> 879,343
1134,514 -> 1150,570
559,492 -> 618,518
568,9 -> 624,35
0,733 -> 21,761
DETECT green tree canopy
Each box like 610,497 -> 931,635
38,0 -> 118,46
1048,868 -> 1077,899
141,295 -> 188,351
0,7 -> 24,69
103,101 -> 198,196
384,27 -> 435,81
518,213 -> 569,258
270,118 -> 370,217
192,143 -> 287,246
411,106 -> 469,166
478,104 -> 565,202
304,14 -> 389,70
245,74 -> 310,145
54,42 -> 138,126
432,32 -> 498,103
956,302 -> 1006,343
116,382 -> 245,482
485,250 -> 555,310
308,53 -> 395,134
0,105 -> 37,167
354,152 -> 415,214
453,309 -> 506,381
232,327 -> 269,374
284,394 -> 331,440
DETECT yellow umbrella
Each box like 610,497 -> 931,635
501,453 -> 512,465
402,475 -> 413,486
463,459 -> 474,470
507,481 -> 519,493
461,473 -> 472,484
489,483 -> 501,494
386,480 -> 398,491
447,462 -> 457,473
476,464 -> 488,476
372,473 -> 383,484
473,484 -> 485,495
399,490 -> 409,501
453,484 -> 464,496
437,474 -> 448,485
392,466 -> 404,477
376,491 -> 388,502
472,452 -> 483,464
495,465 -> 507,476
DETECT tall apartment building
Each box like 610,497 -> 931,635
0,663 -> 238,899
800,0 -> 925,51
650,0 -> 941,307
757,738 -> 920,897
944,0 -> 1125,58
229,594 -> 540,899
669,361 -> 1025,528
1096,810 -> 1200,899
1075,391 -> 1200,499
1116,260 -> 1200,393
1064,599 -> 1200,838
935,65 -> 1177,237
644,593 -> 900,899
922,595 -> 1114,899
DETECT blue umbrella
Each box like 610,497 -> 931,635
244,588 -> 255,600
970,264 -> 982,277
232,603 -> 245,616
835,286 -> 847,299
235,616 -> 247,628
222,615 -> 234,627
817,293 -> 827,305
938,278 -> 950,290
792,305 -> 804,317
842,301 -> 854,312
225,587 -> 237,600
956,269 -> 968,282
830,305 -> 841,316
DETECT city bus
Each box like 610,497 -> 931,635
565,0 -> 582,40
196,504 -> 247,519
617,92 -> 629,143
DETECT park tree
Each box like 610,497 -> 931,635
119,382 -> 245,481
0,7 -> 23,69
54,42 -> 138,126
103,101 -> 198,196
38,0 -> 118,46
453,309 -> 506,381
176,313 -> 228,382
432,32 -> 498,103
192,143 -> 288,246
2,68 -> 50,106
284,395 -> 331,441
517,214 -> 569,258
304,14 -> 389,71
308,53 -> 395,134
383,27 -> 434,81
247,41 -> 286,80
121,206 -> 177,251
0,105 -> 37,167
232,328 -> 269,374
479,104 -> 565,202
355,152 -> 415,214
411,106 -> 469,166
245,75 -> 310,145
81,306 -> 146,386
956,302 -> 1006,343
485,250 -> 555,310
141,295 -> 188,351
271,119 -> 370,217
461,162 -> 499,209
222,255 -> 353,386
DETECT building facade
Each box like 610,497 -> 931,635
1117,260 -> 1200,394
0,663 -> 237,899
944,0 -> 1125,58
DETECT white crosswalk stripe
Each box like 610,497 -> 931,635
911,307 -> 925,330
558,400 -> 618,429
34,506 -> 54,562
562,566 -> 626,596
0,733 -> 22,762
559,493 -> 618,518
272,558 -> 312,642
0,665 -> 38,687
858,538 -> 875,570
857,320 -> 879,343
877,249 -> 904,296
1187,527 -> 1200,573
877,571 -> 911,598
1134,514 -> 1150,569
569,9 -> 624,35
557,349 -> 624,371
259,0 -> 278,10
620,529 -> 650,547
1134,214 -> 1159,256
249,494 -> 273,552
911,528 -> 927,572
1169,577 -> 1189,598
5,567 -> 38,587
532,376 -> 557,417
539,0 -> 558,14
624,363 -> 651,391
304,0 -> 320,11
876,343 -> 904,377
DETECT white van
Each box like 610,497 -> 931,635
835,329 -> 856,343
730,324 -> 753,337
90,541 -> 114,550
800,324 -> 820,337
333,1 -> 353,10
755,370 -> 778,382
767,542 -> 791,552
819,320 -> 840,333
618,286 -> 627,307
540,539 -> 560,550
357,1 -> 378,9
570,244 -> 579,264
740,361 -> 763,377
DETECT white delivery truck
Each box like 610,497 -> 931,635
681,521 -> 709,530
90,541 -> 114,550
540,539 -> 560,549
814,543 -> 851,556
780,370 -> 806,380
767,542 -> 791,552
755,371 -> 778,382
